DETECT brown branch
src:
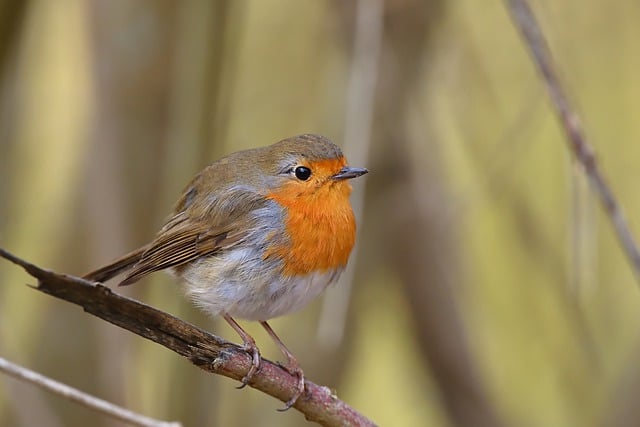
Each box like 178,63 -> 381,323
506,0 -> 640,282
0,248 -> 376,427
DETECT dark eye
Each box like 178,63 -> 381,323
294,166 -> 312,181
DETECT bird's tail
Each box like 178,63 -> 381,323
83,246 -> 147,283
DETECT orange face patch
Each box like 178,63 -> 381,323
265,157 -> 357,276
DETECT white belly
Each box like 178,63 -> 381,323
174,249 -> 344,321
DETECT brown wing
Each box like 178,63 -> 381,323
83,246 -> 148,283
83,215 -> 244,286
117,213 -> 245,286
83,173 -> 268,286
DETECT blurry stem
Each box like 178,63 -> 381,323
317,0 -> 383,349
569,165 -> 597,295
507,0 -> 640,283
0,356 -> 181,427
564,165 -> 602,369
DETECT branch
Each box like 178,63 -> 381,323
506,0 -> 640,282
0,356 -> 180,427
0,248 -> 376,427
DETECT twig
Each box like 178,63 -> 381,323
506,0 -> 640,282
0,356 -> 180,427
0,248 -> 376,427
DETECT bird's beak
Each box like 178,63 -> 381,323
331,166 -> 369,181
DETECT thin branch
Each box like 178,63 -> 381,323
506,0 -> 640,282
0,248 -> 376,427
0,357 -> 180,427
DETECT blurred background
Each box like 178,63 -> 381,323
1,1 -> 640,426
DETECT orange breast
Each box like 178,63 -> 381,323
266,179 -> 356,276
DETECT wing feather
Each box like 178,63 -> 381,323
117,189 -> 266,286
84,183 -> 267,287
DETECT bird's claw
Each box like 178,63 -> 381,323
277,362 -> 306,411
237,342 -> 261,389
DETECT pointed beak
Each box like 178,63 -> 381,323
331,166 -> 369,181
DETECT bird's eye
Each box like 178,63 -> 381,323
294,166 -> 312,181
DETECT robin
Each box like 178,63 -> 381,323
83,134 -> 367,409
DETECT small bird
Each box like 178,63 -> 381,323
83,134 -> 367,409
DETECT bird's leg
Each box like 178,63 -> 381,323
223,314 -> 261,388
260,321 -> 305,410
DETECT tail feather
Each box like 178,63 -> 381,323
83,246 -> 147,283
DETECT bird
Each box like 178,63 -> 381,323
83,134 -> 368,409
